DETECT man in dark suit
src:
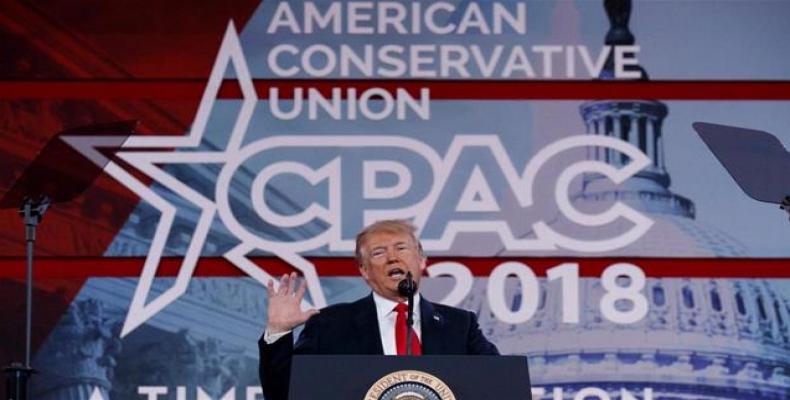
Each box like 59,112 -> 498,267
258,220 -> 499,400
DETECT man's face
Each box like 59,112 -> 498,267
359,231 -> 426,302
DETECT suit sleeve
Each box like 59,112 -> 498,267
259,315 -> 322,400
465,310 -> 500,355
259,331 -> 293,400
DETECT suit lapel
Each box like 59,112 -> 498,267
420,299 -> 444,354
353,294 -> 384,354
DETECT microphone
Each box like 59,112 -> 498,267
398,272 -> 416,355
397,271 -> 416,297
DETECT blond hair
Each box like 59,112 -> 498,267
355,220 -> 424,267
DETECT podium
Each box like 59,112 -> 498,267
288,355 -> 531,400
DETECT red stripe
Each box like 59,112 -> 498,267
0,81 -> 205,99
0,257 -> 788,278
2,80 -> 790,100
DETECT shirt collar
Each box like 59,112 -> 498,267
372,291 -> 421,319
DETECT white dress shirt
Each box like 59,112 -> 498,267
372,291 -> 422,355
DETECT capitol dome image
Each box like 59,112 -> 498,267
468,42 -> 789,400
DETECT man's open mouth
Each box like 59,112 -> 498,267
387,268 -> 406,279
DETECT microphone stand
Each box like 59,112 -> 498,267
398,272 -> 416,356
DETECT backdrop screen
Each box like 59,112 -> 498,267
1,1 -> 788,399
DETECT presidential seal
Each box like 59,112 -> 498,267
364,370 -> 456,400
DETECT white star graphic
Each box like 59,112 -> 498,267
62,21 -> 326,337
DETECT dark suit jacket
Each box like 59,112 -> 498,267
258,294 -> 499,400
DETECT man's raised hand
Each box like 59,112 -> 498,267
265,272 -> 320,334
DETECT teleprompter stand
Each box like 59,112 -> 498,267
288,355 -> 531,400
0,121 -> 136,400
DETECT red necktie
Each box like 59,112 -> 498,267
395,302 -> 422,355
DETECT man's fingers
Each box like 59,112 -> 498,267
304,309 -> 320,318
277,274 -> 289,295
266,279 -> 275,294
295,279 -> 308,300
288,272 -> 298,295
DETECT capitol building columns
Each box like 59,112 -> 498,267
31,300 -> 121,400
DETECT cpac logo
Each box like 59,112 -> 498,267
63,22 -> 652,337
